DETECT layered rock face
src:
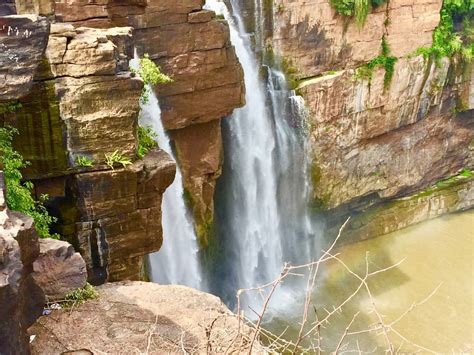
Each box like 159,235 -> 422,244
272,0 -> 442,77
0,172 -> 45,354
47,0 -> 245,248
251,0 -> 473,235
1,0 -> 244,282
29,281 -> 265,354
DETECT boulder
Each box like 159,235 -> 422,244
32,238 -> 87,300
0,171 -> 45,354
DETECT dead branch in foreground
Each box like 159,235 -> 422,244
231,218 -> 441,354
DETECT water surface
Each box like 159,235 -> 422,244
265,211 -> 473,353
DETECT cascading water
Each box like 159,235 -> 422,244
130,54 -> 204,290
205,0 -> 319,311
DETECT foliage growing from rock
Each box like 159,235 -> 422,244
0,127 -> 59,239
137,126 -> 158,159
353,37 -> 397,89
131,54 -> 173,104
415,0 -> 473,62
61,283 -> 98,308
75,155 -> 94,167
105,150 -> 132,169
330,0 -> 386,27
0,101 -> 22,114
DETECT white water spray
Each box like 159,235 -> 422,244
130,54 -> 204,290
205,0 -> 318,311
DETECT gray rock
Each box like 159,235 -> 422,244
33,238 -> 87,300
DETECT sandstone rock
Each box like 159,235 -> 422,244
29,281 -> 266,354
188,9 -> 215,23
272,0 -> 441,77
171,120 -> 223,247
327,177 -> 474,244
0,171 -> 45,354
14,0 -> 55,16
299,56 -> 474,209
3,24 -> 142,179
0,15 -> 50,101
32,238 -> 87,300
58,149 -> 176,284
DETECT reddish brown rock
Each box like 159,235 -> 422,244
299,56 -> 473,210
171,120 -> 223,247
59,149 -> 176,284
32,238 -> 87,300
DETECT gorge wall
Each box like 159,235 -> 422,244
0,0 -> 244,283
240,0 -> 473,238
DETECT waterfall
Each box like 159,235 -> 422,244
205,0 -> 319,311
130,54 -> 204,290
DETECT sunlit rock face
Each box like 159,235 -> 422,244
272,0 -> 442,76
47,0 -> 245,247
0,172 -> 45,354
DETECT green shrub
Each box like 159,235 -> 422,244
353,36 -> 398,89
330,0 -> 386,27
137,125 -> 158,159
415,0 -> 473,62
75,155 -> 94,167
105,150 -> 132,169
61,283 -> 98,308
131,54 -> 173,104
0,101 -> 22,114
0,127 -> 59,239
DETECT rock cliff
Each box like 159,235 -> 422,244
246,0 -> 473,235
0,0 -> 244,282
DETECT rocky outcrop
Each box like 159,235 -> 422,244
1,0 -> 245,280
2,0 -> 245,269
0,172 -> 45,354
32,238 -> 87,300
29,281 -> 265,354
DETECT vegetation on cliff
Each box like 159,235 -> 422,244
330,0 -> 386,27
0,126 -> 58,239
131,53 -> 173,104
132,53 -> 172,159
353,37 -> 397,89
416,0 -> 474,62
137,126 -> 158,159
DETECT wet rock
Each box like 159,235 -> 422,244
32,238 -> 87,300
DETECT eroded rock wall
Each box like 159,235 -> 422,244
47,0 -> 245,248
1,0 -> 244,282
254,0 -> 473,221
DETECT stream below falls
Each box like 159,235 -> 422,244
264,210 -> 474,353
